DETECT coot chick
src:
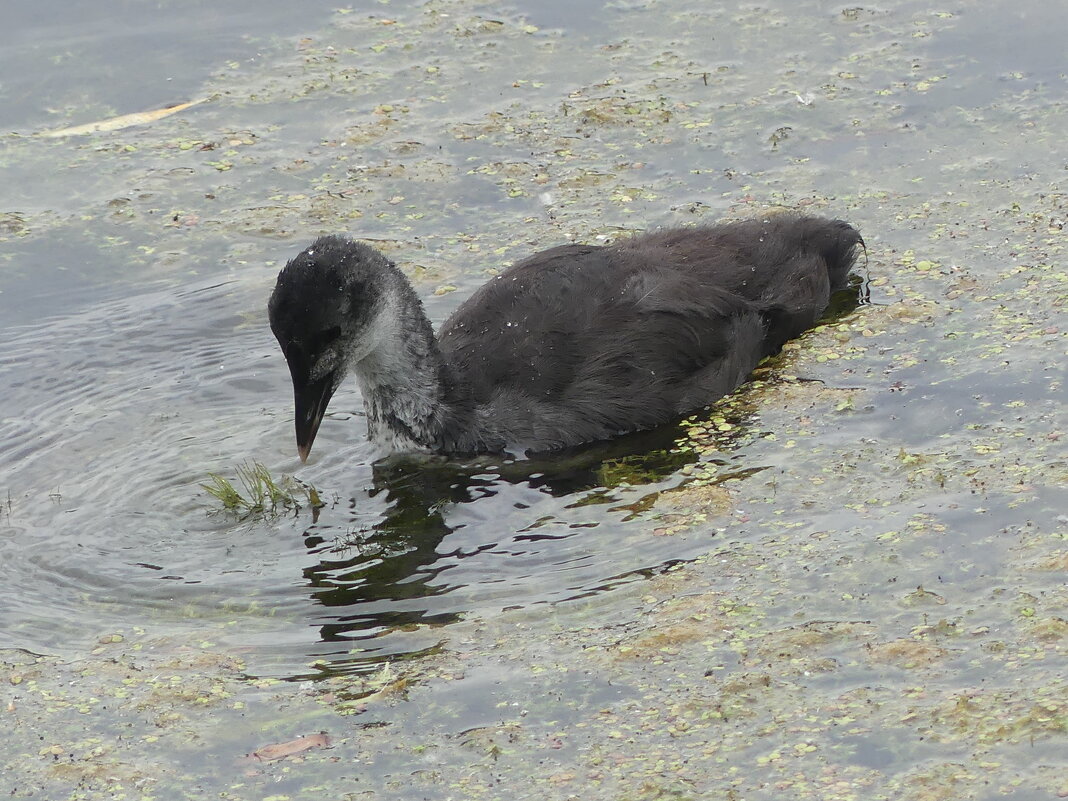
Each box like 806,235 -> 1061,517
269,215 -> 863,461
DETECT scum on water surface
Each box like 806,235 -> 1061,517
1,0 -> 1065,798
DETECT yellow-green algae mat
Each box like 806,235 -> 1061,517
3,482 -> 1065,799
3,0 -> 1067,798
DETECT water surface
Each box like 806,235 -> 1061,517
1,0 -> 1065,797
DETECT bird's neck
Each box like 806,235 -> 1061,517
349,271 -> 451,451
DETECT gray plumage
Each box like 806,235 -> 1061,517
268,215 -> 863,461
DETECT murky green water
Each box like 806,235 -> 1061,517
1,0 -> 1065,798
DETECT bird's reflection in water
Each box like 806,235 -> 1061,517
292,423 -> 696,675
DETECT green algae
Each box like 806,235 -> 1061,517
1,0 -> 1066,799
201,462 -> 320,520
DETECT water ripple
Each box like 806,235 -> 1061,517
0,273 -> 701,678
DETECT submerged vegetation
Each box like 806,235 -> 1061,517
201,461 -> 321,519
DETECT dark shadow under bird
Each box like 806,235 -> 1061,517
268,214 -> 864,462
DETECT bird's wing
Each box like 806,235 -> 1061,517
436,245 -> 763,449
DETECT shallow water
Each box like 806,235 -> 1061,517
1,0 -> 1062,674
1,0 -> 1066,796
0,0 -> 343,132
0,0 -> 890,680
1,267 -> 730,677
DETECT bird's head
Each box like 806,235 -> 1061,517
268,236 -> 391,462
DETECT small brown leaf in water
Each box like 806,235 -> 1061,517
251,732 -> 331,762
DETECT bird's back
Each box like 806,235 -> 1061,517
434,215 -> 862,452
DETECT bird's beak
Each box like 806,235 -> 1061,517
292,372 -> 337,463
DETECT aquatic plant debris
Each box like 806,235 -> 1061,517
37,99 -> 206,138
2,1 -> 1067,798
250,732 -> 331,763
201,460 -> 320,519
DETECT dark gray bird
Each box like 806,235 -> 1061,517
269,215 -> 863,462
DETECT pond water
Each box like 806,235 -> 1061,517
1,0 -> 1066,796
0,260 -> 731,678
1,0 -> 1061,672
0,0 -> 868,680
